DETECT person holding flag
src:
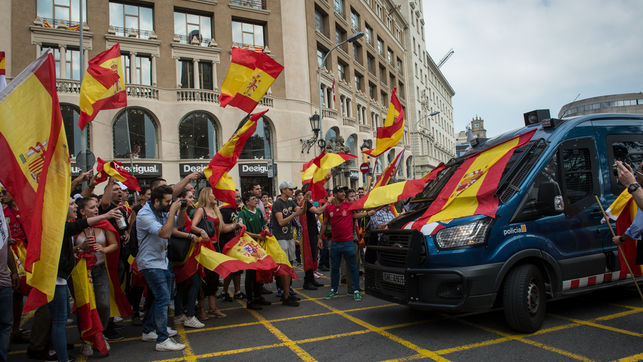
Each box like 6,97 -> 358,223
612,161 -> 643,272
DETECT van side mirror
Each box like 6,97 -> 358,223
537,182 -> 564,216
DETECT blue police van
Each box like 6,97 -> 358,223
364,110 -> 643,332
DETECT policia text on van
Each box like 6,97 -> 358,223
364,110 -> 643,332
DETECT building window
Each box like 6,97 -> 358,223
229,0 -> 265,10
334,0 -> 344,17
368,81 -> 376,100
121,54 -> 130,83
406,156 -> 413,179
37,0 -> 86,27
174,11 -> 212,46
365,24 -> 373,46
379,65 -> 386,84
61,103 -> 88,158
317,46 -> 328,68
377,38 -> 383,56
398,82 -> 404,98
367,53 -> 375,74
381,91 -> 388,106
387,48 -> 393,64
135,56 -> 152,86
354,72 -> 363,91
109,2 -> 154,39
179,59 -> 194,88
346,134 -> 357,167
199,61 -> 213,90
232,20 -> 265,48
337,60 -> 346,81
335,25 -> 346,47
239,115 -> 272,160
352,42 -> 362,63
113,108 -> 157,159
41,46 -> 61,78
179,111 -> 218,159
350,9 -> 360,31
397,57 -> 403,74
314,8 -> 327,35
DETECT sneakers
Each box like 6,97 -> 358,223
174,314 -> 187,325
80,343 -> 93,357
234,292 -> 246,300
282,295 -> 300,307
142,327 -> 177,342
155,338 -> 186,352
167,327 -> 178,337
289,287 -> 297,296
325,290 -> 339,299
354,291 -> 362,302
183,316 -> 204,329
313,271 -> 323,278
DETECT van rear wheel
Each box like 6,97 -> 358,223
502,264 -> 546,333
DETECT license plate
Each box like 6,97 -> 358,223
382,272 -> 405,285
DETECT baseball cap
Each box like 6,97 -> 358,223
332,185 -> 348,193
279,181 -> 296,191
116,181 -> 128,190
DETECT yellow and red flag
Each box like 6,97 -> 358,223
0,53 -> 71,311
95,157 -> 140,192
301,154 -> 320,186
349,164 -> 445,211
373,149 -> 405,188
311,152 -> 357,201
0,51 -> 6,90
607,191 -> 643,276
219,47 -> 283,113
364,88 -> 404,157
412,130 -> 536,229
257,231 -> 298,280
204,110 -> 267,205
70,256 -> 109,355
78,43 -> 126,130
9,239 -> 30,296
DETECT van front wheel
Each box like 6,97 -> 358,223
502,264 -> 546,333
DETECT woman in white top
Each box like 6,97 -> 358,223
75,197 -> 118,356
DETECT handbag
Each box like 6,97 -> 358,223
197,208 -> 217,239
167,235 -> 191,263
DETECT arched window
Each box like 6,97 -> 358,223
346,134 -> 357,167
179,111 -> 218,159
387,150 -> 395,164
60,103 -> 88,158
239,115 -> 273,160
113,107 -> 158,159
397,155 -> 404,178
324,127 -> 339,151
406,156 -> 413,179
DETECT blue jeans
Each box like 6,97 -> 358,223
175,272 -> 201,318
330,241 -> 360,292
0,286 -> 12,362
141,268 -> 173,343
48,285 -> 69,362
319,239 -> 330,268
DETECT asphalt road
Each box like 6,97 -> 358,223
9,269 -> 643,362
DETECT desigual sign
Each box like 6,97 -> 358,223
121,163 -> 162,177
239,163 -> 270,176
179,163 -> 208,177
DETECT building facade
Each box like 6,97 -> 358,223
399,0 -> 455,177
1,0 -> 451,194
558,92 -> 643,118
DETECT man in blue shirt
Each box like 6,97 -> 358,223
136,185 -> 185,352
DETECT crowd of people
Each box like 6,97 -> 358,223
0,169 -> 399,361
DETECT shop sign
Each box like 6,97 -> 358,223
239,162 -> 271,176
179,163 -> 209,177
120,163 -> 162,177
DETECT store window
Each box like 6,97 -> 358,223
113,107 -> 158,159
61,103 -> 88,158
179,111 -> 218,159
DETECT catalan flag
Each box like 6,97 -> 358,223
0,53 -> 71,311
311,152 -> 357,201
373,149 -> 405,188
94,157 -> 140,192
607,191 -> 643,276
412,129 -> 536,229
0,51 -> 6,90
219,47 -> 283,113
204,110 -> 267,205
349,164 -> 445,211
71,255 -> 109,355
364,88 -> 404,157
78,43 -> 126,130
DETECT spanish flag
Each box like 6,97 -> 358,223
0,53 -> 71,312
219,47 -> 283,113
607,190 -> 643,276
373,149 -> 404,188
9,239 -> 30,296
349,164 -> 445,211
311,152 -> 357,201
364,88 -> 404,157
78,43 -> 126,130
95,157 -> 140,191
257,231 -> 298,280
204,110 -> 267,205
301,151 -> 325,186
412,130 -> 536,229
71,255 -> 109,355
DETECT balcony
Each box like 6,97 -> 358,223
127,85 -> 158,100
230,0 -> 266,10
176,89 -> 221,103
359,124 -> 370,133
173,34 -> 214,47
56,79 -> 81,94
108,26 -> 157,40
322,107 -> 338,119
258,94 -> 273,108
343,117 -> 356,126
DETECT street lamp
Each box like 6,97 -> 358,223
317,31 -> 364,140
300,113 -> 322,153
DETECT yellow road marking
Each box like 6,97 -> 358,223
175,323 -> 196,362
616,352 -> 643,361
297,290 -> 450,362
550,314 -> 643,338
595,309 -> 642,321
153,342 -> 287,362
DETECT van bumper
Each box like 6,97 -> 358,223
365,263 -> 503,312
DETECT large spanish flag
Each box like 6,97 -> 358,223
364,88 -> 404,157
71,256 -> 109,355
607,191 -> 643,276
349,163 -> 445,211
204,110 -> 267,205
412,130 -> 536,229
373,149 -> 405,188
257,231 -> 298,280
311,152 -> 357,201
78,43 -> 126,130
0,53 -> 71,311
95,157 -> 141,192
219,47 -> 283,113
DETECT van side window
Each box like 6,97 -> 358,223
559,138 -> 599,216
512,153 -> 561,222
606,136 -> 643,195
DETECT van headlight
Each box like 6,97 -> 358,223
434,219 -> 491,249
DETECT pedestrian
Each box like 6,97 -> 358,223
612,161 -> 643,265
220,190 -> 244,302
299,185 -> 329,290
0,205 -> 19,362
251,184 -> 266,220
126,185 -> 150,326
262,191 -> 273,223
136,185 -> 185,351
320,186 -> 375,301
269,181 -> 304,306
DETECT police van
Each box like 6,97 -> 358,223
364,110 -> 643,332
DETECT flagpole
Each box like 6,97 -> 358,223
79,0 -> 88,189
123,107 -> 137,203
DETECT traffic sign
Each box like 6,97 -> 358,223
360,162 -> 370,174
